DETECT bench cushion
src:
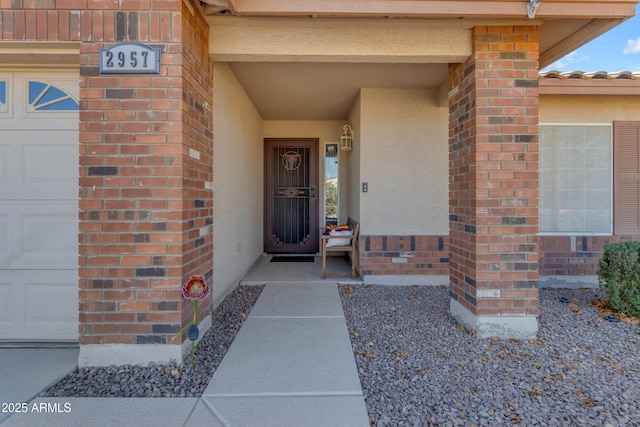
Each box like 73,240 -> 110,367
326,229 -> 354,247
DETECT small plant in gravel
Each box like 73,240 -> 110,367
598,241 -> 640,318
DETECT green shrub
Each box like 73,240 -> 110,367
598,241 -> 640,317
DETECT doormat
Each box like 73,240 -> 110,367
270,256 -> 315,263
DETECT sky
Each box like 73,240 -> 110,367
543,4 -> 640,72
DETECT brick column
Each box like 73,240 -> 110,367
78,1 -> 213,365
448,26 -> 539,339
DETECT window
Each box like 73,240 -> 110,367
0,80 -> 6,114
539,124 -> 612,234
0,81 -> 6,105
324,143 -> 339,227
28,81 -> 79,111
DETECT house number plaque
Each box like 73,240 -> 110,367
99,42 -> 161,75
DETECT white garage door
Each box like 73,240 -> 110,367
0,72 -> 79,341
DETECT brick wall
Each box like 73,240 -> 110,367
178,0 -> 214,343
78,6 -> 185,345
356,232 -> 640,279
0,3 -> 81,41
448,26 -> 540,322
79,1 -> 213,348
539,235 -> 640,276
358,235 -> 448,276
2,0 -> 214,352
357,234 -> 640,279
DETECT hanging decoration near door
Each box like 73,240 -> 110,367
281,151 -> 303,171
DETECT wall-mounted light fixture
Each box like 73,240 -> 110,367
341,124 -> 353,151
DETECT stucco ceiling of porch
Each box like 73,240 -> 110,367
227,62 -> 447,120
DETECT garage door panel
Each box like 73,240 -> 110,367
0,281 -> 14,327
24,280 -> 78,324
0,213 -> 9,266
0,143 -> 8,187
0,201 -> 77,269
21,139 -> 78,194
0,130 -> 78,198
0,271 -> 78,341
15,201 -> 78,269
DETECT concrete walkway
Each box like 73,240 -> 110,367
1,281 -> 369,427
240,254 -> 363,285
0,346 -> 79,424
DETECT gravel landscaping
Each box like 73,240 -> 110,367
339,285 -> 640,427
40,284 -> 263,398
39,282 -> 640,427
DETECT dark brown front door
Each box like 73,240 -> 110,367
264,138 -> 319,253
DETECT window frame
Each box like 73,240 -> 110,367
538,122 -> 614,236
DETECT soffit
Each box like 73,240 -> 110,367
211,17 -> 456,120
228,62 -> 447,120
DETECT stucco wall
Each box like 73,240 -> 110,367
347,92 -> 362,225
212,63 -> 264,297
540,95 -> 640,123
208,17 -> 471,63
358,88 -> 448,235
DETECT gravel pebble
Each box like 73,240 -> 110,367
40,284 -> 263,398
340,285 -> 640,427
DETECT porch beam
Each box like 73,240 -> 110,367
225,0 -> 637,19
208,17 -> 471,63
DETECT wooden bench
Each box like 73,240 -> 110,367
321,217 -> 359,279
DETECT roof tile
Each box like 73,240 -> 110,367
539,70 -> 640,80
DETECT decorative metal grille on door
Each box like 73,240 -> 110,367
265,139 -> 318,253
